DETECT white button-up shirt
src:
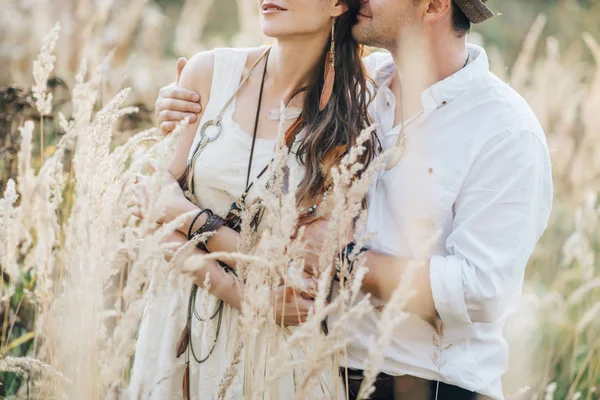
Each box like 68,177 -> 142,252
342,45 -> 553,400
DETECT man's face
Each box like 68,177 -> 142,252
353,0 -> 420,50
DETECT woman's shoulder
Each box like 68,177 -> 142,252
178,50 -> 216,94
182,49 -> 221,80
181,46 -> 267,84
217,46 -> 274,68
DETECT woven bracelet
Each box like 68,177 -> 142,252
190,212 -> 226,251
187,209 -> 212,240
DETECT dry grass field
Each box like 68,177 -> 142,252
0,1 -> 599,399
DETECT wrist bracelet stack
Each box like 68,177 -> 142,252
187,209 -> 226,252
187,209 -> 211,240
335,242 -> 368,283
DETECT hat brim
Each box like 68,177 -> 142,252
455,0 -> 495,24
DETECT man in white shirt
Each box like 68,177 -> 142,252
324,1 -> 551,399
154,1 -> 553,399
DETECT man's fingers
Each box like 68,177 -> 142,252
158,110 -> 197,124
159,85 -> 200,103
160,121 -> 177,135
176,57 -> 187,84
158,98 -> 202,114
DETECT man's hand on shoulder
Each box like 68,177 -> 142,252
155,57 -> 203,135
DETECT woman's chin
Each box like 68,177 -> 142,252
261,25 -> 286,39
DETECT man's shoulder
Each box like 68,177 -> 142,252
474,71 -> 547,146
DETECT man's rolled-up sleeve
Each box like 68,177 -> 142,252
430,129 -> 552,326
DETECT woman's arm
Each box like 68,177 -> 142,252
165,230 -> 243,310
167,51 -> 213,179
164,50 -> 241,264
166,230 -> 315,326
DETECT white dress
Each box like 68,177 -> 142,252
128,48 -> 342,400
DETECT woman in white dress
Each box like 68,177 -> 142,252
129,1 -> 377,398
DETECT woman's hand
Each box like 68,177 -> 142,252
298,218 -> 353,277
130,170 -> 199,230
272,285 -> 315,326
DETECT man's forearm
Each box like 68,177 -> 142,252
360,250 -> 437,318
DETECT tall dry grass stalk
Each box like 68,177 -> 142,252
31,22 -> 60,165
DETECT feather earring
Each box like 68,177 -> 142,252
182,361 -> 190,400
319,18 -> 336,111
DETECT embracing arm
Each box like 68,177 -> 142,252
155,58 -> 203,135
358,130 -> 553,324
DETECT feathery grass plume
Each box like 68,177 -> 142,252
24,144 -> 66,305
31,21 -> 61,165
0,356 -> 67,382
0,180 -> 21,283
16,121 -> 36,218
32,22 -> 60,117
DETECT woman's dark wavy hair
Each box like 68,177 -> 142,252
293,0 -> 377,210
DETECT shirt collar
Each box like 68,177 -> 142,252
374,44 -> 490,113
374,59 -> 396,89
426,44 -> 489,108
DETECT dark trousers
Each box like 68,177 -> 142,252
340,368 -> 493,400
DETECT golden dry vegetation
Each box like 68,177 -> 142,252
0,1 -> 599,399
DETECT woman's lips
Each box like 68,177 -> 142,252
262,2 -> 287,14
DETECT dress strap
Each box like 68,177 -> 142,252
187,48 -> 249,164
203,48 -> 250,122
